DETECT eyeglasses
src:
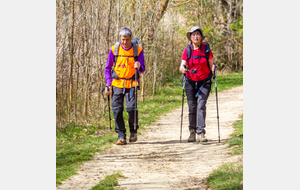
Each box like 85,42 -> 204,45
191,33 -> 201,37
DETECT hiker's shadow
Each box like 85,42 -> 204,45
133,138 -> 231,145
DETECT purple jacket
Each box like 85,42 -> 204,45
105,43 -> 145,86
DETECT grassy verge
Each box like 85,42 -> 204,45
228,115 -> 243,155
56,124 -> 117,185
206,115 -> 243,189
214,72 -> 243,91
207,163 -> 243,190
56,72 -> 243,186
89,172 -> 124,190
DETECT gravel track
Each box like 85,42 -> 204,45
57,86 -> 243,190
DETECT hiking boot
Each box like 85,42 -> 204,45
129,133 -> 137,143
116,138 -> 127,145
197,133 -> 208,142
187,129 -> 196,142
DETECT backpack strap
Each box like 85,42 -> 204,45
186,44 -> 192,67
195,73 -> 212,98
133,42 -> 138,62
203,42 -> 212,74
113,42 -> 120,65
114,42 -> 139,63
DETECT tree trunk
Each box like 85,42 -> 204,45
107,0 -> 112,54
227,0 -> 233,72
68,0 -> 75,122
153,40 -> 157,94
116,0 -> 120,42
140,0 -> 144,102
160,22 -> 165,91
85,0 -> 95,119
171,26 -> 174,76
148,0 -> 170,41
75,59 -> 79,124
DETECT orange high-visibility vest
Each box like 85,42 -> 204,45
111,44 -> 143,89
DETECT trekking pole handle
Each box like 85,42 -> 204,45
213,62 -> 217,79
213,62 -> 217,75
183,65 -> 190,72
101,86 -> 110,93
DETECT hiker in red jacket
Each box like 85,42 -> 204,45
179,26 -> 215,143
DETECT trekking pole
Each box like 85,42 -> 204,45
180,77 -> 185,143
180,65 -> 189,143
213,62 -> 220,143
101,86 -> 112,131
134,68 -> 138,130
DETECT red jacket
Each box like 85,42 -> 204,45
182,43 -> 213,81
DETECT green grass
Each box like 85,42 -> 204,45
207,163 -> 243,190
206,115 -> 243,189
56,72 -> 243,186
214,72 -> 243,92
89,172 -> 124,190
228,115 -> 243,155
56,123 -> 118,185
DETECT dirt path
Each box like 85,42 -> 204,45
57,86 -> 243,190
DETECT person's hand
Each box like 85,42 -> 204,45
180,65 -> 188,74
212,63 -> 217,79
105,86 -> 111,95
134,61 -> 140,70
212,64 -> 215,73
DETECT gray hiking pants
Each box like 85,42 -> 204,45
185,79 -> 212,134
112,86 -> 139,139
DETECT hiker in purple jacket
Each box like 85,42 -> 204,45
104,28 -> 145,145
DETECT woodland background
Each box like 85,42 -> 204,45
56,0 -> 243,127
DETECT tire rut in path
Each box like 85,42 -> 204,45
57,86 -> 243,190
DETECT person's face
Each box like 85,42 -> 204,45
191,30 -> 202,45
120,35 -> 132,49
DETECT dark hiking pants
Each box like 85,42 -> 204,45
112,86 -> 139,139
185,79 -> 212,134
